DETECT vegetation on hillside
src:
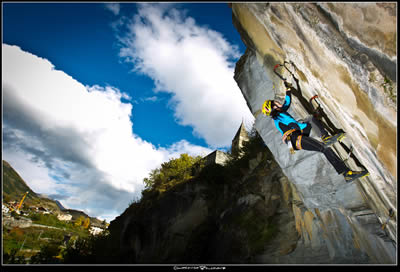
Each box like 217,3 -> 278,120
142,153 -> 204,194
2,160 -> 109,264
3,211 -> 93,264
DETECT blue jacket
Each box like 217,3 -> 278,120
272,90 -> 307,135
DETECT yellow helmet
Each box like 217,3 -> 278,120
262,100 -> 273,116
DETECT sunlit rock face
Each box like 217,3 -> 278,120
231,2 -> 396,264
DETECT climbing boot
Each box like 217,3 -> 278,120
344,170 -> 369,183
322,132 -> 345,146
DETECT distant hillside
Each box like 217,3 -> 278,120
3,160 -> 39,202
2,160 -> 104,226
63,208 -> 105,227
55,200 -> 66,210
3,160 -> 61,212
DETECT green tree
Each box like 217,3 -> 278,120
143,153 -> 202,193
83,218 -> 90,229
62,236 -> 93,263
75,216 -> 85,227
30,241 -> 62,264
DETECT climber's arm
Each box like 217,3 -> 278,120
281,82 -> 293,112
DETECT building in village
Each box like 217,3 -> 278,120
2,204 -> 10,214
89,226 -> 105,235
57,213 -> 73,221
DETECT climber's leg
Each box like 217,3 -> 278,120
300,117 -> 329,138
309,116 -> 346,146
311,116 -> 329,138
301,123 -> 312,137
293,134 -> 349,175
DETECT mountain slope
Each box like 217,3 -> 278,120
3,160 -> 39,202
2,160 -> 103,226
55,200 -> 66,210
3,160 -> 61,212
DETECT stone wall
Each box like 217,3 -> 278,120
204,150 -> 229,166
3,215 -> 32,228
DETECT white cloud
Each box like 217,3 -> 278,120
115,3 -> 254,148
2,43 -> 213,222
160,139 -> 213,160
142,96 -> 158,102
105,3 -> 120,16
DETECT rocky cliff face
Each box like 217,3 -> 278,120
109,136 -> 305,263
231,3 -> 396,263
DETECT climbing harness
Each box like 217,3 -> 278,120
296,135 -> 303,150
281,129 -> 297,154
282,129 -> 297,144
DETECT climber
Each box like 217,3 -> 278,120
262,81 -> 368,183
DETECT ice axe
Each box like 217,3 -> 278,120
273,64 -> 287,81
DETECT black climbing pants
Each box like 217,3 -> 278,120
290,117 -> 349,175
301,116 -> 328,138
295,135 -> 348,174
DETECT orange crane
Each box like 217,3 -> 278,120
16,191 -> 29,213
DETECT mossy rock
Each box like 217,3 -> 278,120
229,208 -> 279,255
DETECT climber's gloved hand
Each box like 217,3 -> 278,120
284,81 -> 293,89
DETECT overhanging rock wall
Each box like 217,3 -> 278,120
231,3 -> 396,264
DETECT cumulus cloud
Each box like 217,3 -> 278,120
2,44 -> 212,222
115,3 -> 254,148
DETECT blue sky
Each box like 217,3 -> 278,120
2,3 -> 254,222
